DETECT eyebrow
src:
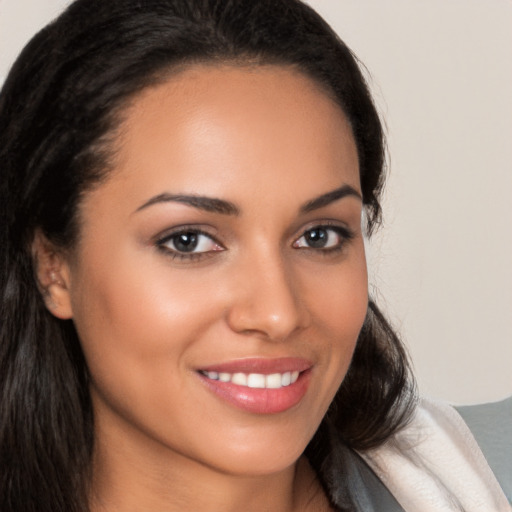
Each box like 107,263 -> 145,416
299,184 -> 362,213
135,184 -> 361,216
135,193 -> 240,215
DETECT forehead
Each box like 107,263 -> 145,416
85,64 -> 360,215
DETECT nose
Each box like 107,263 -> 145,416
225,251 -> 309,341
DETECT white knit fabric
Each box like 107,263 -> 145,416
360,398 -> 511,512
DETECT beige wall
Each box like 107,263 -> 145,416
1,0 -> 511,404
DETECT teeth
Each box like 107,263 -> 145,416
247,373 -> 266,388
231,373 -> 247,386
202,370 -> 301,389
266,373 -> 282,389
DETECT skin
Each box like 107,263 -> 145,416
41,65 -> 368,511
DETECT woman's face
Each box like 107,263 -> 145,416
59,65 -> 368,476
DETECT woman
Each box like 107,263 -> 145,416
0,1 -> 509,511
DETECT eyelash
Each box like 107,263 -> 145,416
155,223 -> 354,261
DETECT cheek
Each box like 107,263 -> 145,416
69,257 -> 234,455
297,243 -> 368,404
307,245 -> 368,341
68,247 -> 224,403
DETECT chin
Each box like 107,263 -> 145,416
191,421 -> 316,477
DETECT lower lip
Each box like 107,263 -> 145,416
198,370 -> 312,414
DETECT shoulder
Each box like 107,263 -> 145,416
455,396 -> 512,503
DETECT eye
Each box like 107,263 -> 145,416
293,225 -> 353,251
156,229 -> 223,258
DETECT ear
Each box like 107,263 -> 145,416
32,231 -> 74,319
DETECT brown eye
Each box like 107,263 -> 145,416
293,225 -> 353,251
158,230 -> 223,255
304,228 -> 330,248
171,232 -> 200,252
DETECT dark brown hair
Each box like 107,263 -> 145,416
0,1 -> 415,510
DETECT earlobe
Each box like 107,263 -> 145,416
32,231 -> 74,320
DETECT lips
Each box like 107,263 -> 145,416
197,358 -> 312,414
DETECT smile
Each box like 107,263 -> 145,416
200,370 -> 300,389
197,358 -> 312,414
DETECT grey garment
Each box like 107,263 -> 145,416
455,395 -> 512,504
320,422 -> 405,512
323,397 -> 512,511
325,448 -> 405,511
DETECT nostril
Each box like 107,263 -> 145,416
224,256 -> 310,339
225,297 -> 307,341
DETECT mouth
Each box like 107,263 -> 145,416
196,358 -> 312,414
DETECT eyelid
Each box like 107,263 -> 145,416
294,220 -> 354,239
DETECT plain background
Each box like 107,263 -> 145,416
1,0 -> 511,405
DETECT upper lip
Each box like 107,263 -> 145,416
197,357 -> 312,375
